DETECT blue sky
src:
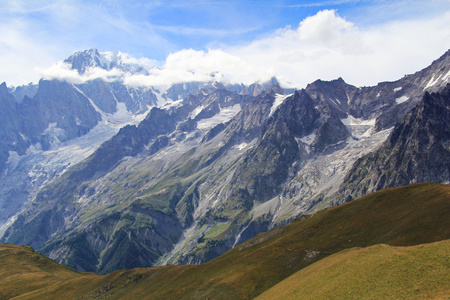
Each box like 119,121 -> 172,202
1,0 -> 449,88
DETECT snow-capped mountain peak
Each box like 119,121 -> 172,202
64,49 -> 154,75
64,49 -> 109,74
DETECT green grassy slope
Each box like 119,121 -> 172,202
256,240 -> 450,300
0,182 -> 449,299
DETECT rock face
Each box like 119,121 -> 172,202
1,86 -> 257,273
0,49 -> 214,236
228,89 -> 349,206
0,79 -> 102,179
332,84 -> 450,204
0,78 -> 149,231
1,49 -> 450,274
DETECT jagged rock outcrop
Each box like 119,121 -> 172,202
333,84 -> 450,204
1,79 -> 102,169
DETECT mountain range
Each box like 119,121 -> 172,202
0,48 -> 449,275
0,49 -> 278,236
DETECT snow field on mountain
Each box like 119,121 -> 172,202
197,104 -> 241,130
269,93 -> 292,117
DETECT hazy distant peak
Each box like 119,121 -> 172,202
64,49 -> 153,76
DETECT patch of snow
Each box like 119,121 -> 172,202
341,115 -> 376,126
131,107 -> 150,123
329,98 -> 338,106
190,106 -> 204,119
376,92 -> 381,97
197,104 -> 241,130
19,133 -> 27,141
396,96 -> 409,104
111,102 -> 147,128
151,88 -> 170,107
26,143 -> 42,155
330,98 -> 341,106
361,127 -> 375,137
295,132 -> 316,154
296,137 -> 310,154
233,142 -> 249,151
6,151 -> 20,171
161,99 -> 183,110
341,115 -> 377,138
43,122 -> 59,134
443,70 -> 450,82
99,51 -> 116,67
299,132 -> 317,145
424,73 -> 442,90
97,50 -> 112,69
394,87 -> 402,92
269,93 -> 292,117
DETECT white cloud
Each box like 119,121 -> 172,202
124,9 -> 450,89
39,62 -> 127,84
107,52 -> 156,70
0,20 -> 56,86
0,1 -> 174,86
298,9 -> 356,45
39,62 -> 83,84
5,7 -> 450,90
122,49 -> 270,87
225,9 -> 450,88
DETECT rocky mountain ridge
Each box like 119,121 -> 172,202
1,49 -> 450,273
0,48 -> 282,237
332,84 -> 450,203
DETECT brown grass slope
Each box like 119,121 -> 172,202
0,242 -> 196,299
256,240 -> 450,300
0,243 -> 93,299
0,182 -> 449,299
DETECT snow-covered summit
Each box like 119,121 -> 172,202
64,49 -> 154,75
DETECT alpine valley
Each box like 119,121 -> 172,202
0,48 -> 449,278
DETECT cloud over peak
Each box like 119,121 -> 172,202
34,8 -> 450,89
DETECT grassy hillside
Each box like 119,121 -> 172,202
0,242 -> 194,299
0,243 -> 93,299
256,240 -> 450,300
0,182 -> 449,299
